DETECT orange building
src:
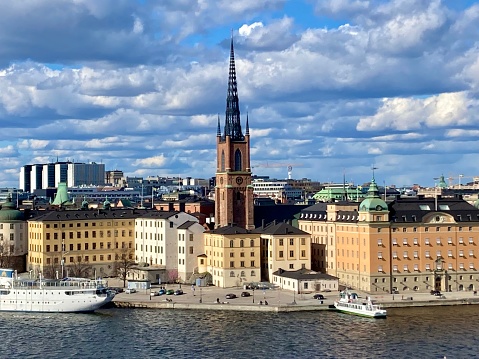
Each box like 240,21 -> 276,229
299,178 -> 479,294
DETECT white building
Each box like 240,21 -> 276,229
272,268 -> 338,294
252,178 -> 303,200
134,211 -> 204,283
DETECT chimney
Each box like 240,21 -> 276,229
168,202 -> 174,211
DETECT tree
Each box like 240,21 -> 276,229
114,247 -> 135,288
0,243 -> 14,269
66,256 -> 92,278
168,269 -> 178,284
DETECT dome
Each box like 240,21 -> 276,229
0,196 -> 24,221
359,178 -> 388,212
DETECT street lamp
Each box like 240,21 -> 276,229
252,287 -> 255,303
199,287 -> 202,303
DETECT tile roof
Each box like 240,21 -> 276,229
28,208 -> 149,221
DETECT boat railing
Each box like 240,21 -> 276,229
7,278 -> 107,290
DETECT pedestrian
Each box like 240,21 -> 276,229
264,300 -> 268,305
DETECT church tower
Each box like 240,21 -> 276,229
215,36 -> 254,230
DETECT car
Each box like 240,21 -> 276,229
431,290 -> 441,296
225,293 -> 237,299
158,289 -> 166,295
313,294 -> 325,300
321,289 -> 332,292
241,291 -> 251,297
174,289 -> 184,295
125,288 -> 136,294
166,289 -> 175,295
150,291 -> 159,296
392,289 -> 400,294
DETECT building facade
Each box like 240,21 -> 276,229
0,196 -> 27,272
299,179 -> 479,294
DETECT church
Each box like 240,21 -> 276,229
198,37 -> 312,288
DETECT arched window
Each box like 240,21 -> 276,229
240,240 -> 244,247
251,270 -> 256,276
221,150 -> 225,172
236,192 -> 241,201
240,271 -> 245,277
234,149 -> 242,171
230,240 -> 234,248
250,240 -> 254,247
230,271 -> 235,277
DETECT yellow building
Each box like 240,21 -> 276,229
254,221 -> 311,282
299,178 -> 479,294
201,225 -> 260,288
28,209 -> 143,278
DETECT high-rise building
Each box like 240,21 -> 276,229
19,161 -> 105,192
214,37 -> 254,230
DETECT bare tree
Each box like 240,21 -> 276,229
43,257 -> 61,279
66,256 -> 92,278
168,269 -> 178,284
113,247 -> 136,288
0,243 -> 14,269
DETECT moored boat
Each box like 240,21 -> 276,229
0,269 -> 115,313
333,290 -> 387,318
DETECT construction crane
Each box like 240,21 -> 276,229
447,174 -> 474,188
251,162 -> 304,179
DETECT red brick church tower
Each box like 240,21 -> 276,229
215,36 -> 254,230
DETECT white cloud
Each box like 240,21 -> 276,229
239,22 -> 264,37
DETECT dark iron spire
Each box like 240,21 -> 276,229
217,114 -> 221,136
223,35 -> 244,141
245,112 -> 249,136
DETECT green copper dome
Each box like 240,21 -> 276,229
359,178 -> 388,212
0,195 -> 24,221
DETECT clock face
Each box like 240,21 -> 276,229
236,176 -> 243,185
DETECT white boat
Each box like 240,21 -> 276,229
0,269 -> 115,313
334,290 -> 387,318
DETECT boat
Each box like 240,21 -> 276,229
333,290 -> 387,318
0,269 -> 115,313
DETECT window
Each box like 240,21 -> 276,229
392,239 -> 397,246
459,250 -> 464,257
240,252 -> 245,257
448,237 -> 453,244
403,265 -> 408,272
230,271 -> 235,277
393,265 -> 398,272
403,251 -> 408,258
413,238 -> 418,245
301,250 -> 306,257
377,252 -> 382,259
469,237 -> 474,244
289,264 -> 294,269
414,264 -> 419,271
240,240 -> 244,248
240,261 -> 245,267
234,149 -> 242,171
46,245 -> 50,252
251,261 -> 255,267
448,250 -> 453,257
425,263 -> 431,271
377,239 -> 382,246
279,239 -> 283,246
378,265 -> 383,272
230,240 -> 234,248
436,238 -> 441,245
459,237 -> 464,244
414,251 -> 418,258
77,244 -> 81,250
403,238 -> 408,245
459,263 -> 464,269
425,251 -> 430,258
470,263 -> 475,269
290,238 -> 294,245
279,251 -> 283,258
469,250 -> 474,257
393,251 -> 398,259
230,261 -> 234,268
289,250 -> 294,257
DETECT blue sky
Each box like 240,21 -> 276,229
1,0 -> 479,189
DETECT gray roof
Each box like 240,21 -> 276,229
177,220 -> 197,229
252,221 -> 308,235
272,268 -> 338,281
208,224 -> 250,235
136,211 -> 179,220
28,208 -> 149,222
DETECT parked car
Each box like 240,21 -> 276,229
431,290 -> 441,296
166,289 -> 175,295
174,289 -> 184,295
241,291 -> 251,297
321,289 -> 332,292
225,293 -> 237,299
150,291 -> 159,296
313,294 -> 325,300
125,288 -> 136,294
158,289 -> 166,295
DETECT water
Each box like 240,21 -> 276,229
0,306 -> 477,358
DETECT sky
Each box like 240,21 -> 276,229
1,0 -> 479,189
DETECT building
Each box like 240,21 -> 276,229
214,36 -> 254,230
298,177 -> 479,294
27,208 -> 143,278
252,178 -> 304,201
0,195 -> 27,272
134,211 -> 204,283
272,268 -> 338,294
200,225 -> 261,288
254,221 -> 311,282
20,161 -> 105,192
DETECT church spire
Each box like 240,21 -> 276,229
245,112 -> 249,136
223,34 -> 244,141
217,114 -> 221,136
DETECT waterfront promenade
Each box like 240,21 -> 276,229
109,280 -> 479,312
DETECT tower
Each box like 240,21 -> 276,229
215,36 -> 254,230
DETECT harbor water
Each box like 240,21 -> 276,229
1,305 -> 477,358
